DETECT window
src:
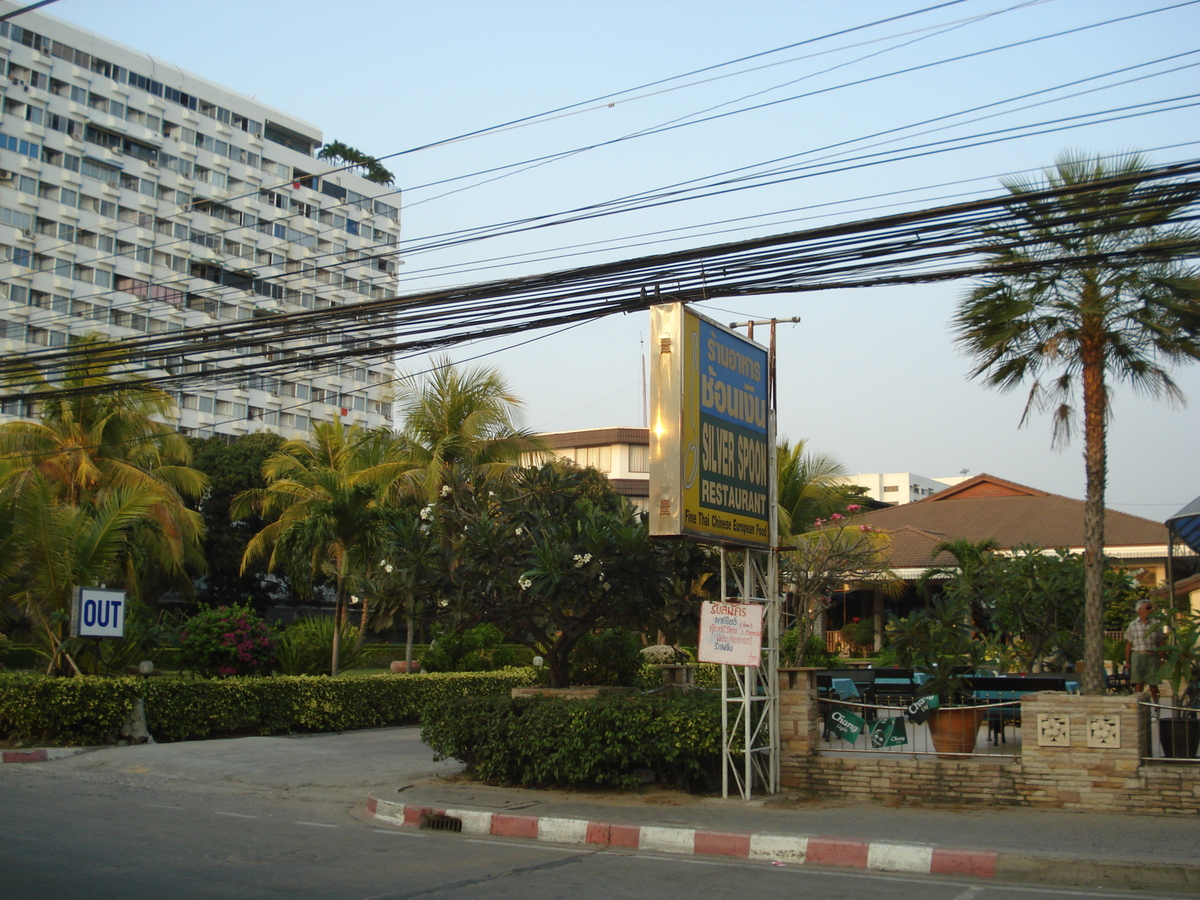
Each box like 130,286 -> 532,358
80,157 -> 120,184
628,444 -> 649,473
0,131 -> 39,158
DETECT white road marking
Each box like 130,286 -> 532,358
212,812 -> 257,819
294,821 -> 339,828
373,829 -> 428,837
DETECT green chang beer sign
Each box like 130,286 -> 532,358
870,717 -> 909,749
903,694 -> 940,725
826,708 -> 866,745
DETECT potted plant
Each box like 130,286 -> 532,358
1155,610 -> 1200,759
887,593 -> 986,756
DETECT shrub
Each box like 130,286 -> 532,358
780,629 -> 836,668
274,617 -> 368,675
0,669 -> 538,744
569,628 -> 641,686
0,633 -> 9,670
421,692 -> 723,789
639,644 -> 693,665
179,603 -> 276,678
0,674 -> 141,744
420,623 -> 517,673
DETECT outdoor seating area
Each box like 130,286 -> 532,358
815,667 -> 1086,753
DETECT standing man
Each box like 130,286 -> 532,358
1124,599 -> 1163,702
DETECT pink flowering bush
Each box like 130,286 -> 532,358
179,603 -> 276,678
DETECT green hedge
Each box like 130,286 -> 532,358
0,674 -> 143,743
421,693 -> 723,790
0,668 -> 537,745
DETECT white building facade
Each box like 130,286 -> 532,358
840,472 -> 970,505
0,5 -> 400,439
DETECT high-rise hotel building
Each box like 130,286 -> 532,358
0,4 -> 400,438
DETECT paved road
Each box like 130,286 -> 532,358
2,771 -> 1187,900
3,727 -> 1197,898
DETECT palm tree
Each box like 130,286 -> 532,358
953,152 -> 1200,693
775,437 -> 857,537
916,538 -> 1002,621
0,336 -> 207,626
0,474 -> 159,673
233,420 -> 407,674
393,355 -> 544,502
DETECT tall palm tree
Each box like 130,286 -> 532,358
953,152 -> 1200,693
776,437 -> 856,537
233,420 -> 407,674
393,355 -> 544,502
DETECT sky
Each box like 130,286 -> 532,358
37,0 -> 1200,519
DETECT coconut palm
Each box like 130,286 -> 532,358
0,336 -> 207,617
393,355 -> 544,502
0,474 -> 159,673
953,152 -> 1200,693
775,437 -> 859,537
233,420 -> 408,674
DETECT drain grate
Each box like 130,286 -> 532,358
419,812 -> 463,832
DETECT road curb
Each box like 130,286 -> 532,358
2,749 -> 48,764
366,793 -> 991,874
365,793 -> 1200,892
2,747 -> 89,764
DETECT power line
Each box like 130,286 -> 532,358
3,161 -> 1196,406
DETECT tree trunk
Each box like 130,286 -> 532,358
332,570 -> 345,677
1080,327 -> 1108,695
405,611 -> 415,671
353,598 -> 368,652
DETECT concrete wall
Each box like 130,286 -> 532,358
778,671 -> 1199,815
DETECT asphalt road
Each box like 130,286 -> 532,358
2,734 -> 1193,900
2,772 -> 1189,900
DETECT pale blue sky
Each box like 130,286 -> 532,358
44,0 -> 1200,518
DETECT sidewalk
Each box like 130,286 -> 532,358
4,728 -> 1198,894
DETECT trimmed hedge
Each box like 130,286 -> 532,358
421,693 -> 723,789
0,674 -> 143,744
0,668 -> 537,745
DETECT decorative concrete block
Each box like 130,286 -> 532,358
1037,713 -> 1071,747
1087,714 -> 1121,749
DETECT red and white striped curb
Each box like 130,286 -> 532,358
2,749 -> 49,764
366,795 -> 996,878
1,747 -> 87,764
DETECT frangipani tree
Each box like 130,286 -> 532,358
782,510 -> 901,659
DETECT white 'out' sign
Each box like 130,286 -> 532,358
71,587 -> 126,639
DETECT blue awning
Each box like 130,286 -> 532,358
1167,494 -> 1200,554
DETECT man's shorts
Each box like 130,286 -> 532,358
1131,651 -> 1159,686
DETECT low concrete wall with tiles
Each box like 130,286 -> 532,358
779,675 -> 1199,815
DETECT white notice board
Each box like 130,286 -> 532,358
697,600 -> 763,667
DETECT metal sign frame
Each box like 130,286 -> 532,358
719,546 -> 781,799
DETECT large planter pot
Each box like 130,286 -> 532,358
926,706 -> 984,758
1159,717 -> 1200,759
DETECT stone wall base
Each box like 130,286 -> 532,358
781,754 -> 1200,814
780,686 -> 1200,814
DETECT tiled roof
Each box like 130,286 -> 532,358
853,474 -> 1168,568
